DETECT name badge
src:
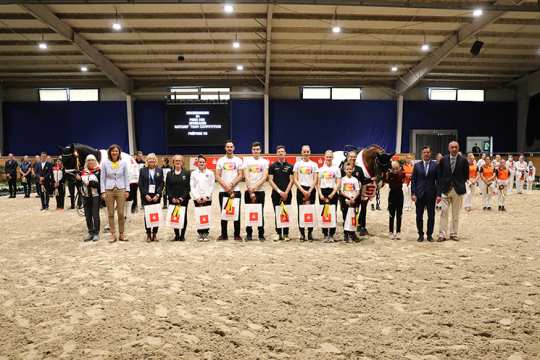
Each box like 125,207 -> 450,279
148,184 -> 156,194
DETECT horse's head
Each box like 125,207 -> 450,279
58,143 -> 80,172
376,151 -> 395,173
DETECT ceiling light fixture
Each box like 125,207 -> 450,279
391,66 -> 398,72
331,7 -> 341,34
236,64 -> 244,71
224,3 -> 234,14
38,33 -> 47,50
112,8 -> 122,31
473,8 -> 483,17
80,65 -> 88,72
232,33 -> 240,48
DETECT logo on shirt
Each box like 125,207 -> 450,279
299,166 -> 312,175
321,171 -> 334,179
249,165 -> 263,173
343,183 -> 354,191
223,162 -> 236,171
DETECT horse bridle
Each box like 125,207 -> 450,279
63,152 -> 82,178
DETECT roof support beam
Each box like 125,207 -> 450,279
395,0 -> 523,95
263,4 -> 273,154
19,4 -> 133,94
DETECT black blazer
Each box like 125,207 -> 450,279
35,162 -> 53,185
166,169 -> 190,205
437,154 -> 469,196
411,160 -> 438,200
5,160 -> 18,177
138,167 -> 164,204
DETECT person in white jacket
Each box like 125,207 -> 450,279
515,155 -> 528,194
526,161 -> 536,192
506,155 -> 516,194
190,155 -> 215,241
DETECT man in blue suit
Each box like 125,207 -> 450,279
411,146 -> 440,242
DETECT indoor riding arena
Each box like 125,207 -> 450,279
1,1 -> 540,359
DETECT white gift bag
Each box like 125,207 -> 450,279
275,204 -> 292,229
245,203 -> 263,228
195,205 -> 212,230
299,204 -> 316,228
144,203 -> 163,228
166,205 -> 186,229
344,207 -> 358,232
221,197 -> 240,221
318,204 -> 336,228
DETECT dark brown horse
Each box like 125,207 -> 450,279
335,144 -> 394,180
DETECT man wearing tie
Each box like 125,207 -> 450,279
437,141 -> 469,241
411,146 -> 439,242
35,152 -> 53,210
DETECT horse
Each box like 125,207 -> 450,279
332,144 -> 394,180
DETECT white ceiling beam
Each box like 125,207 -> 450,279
395,0 -> 525,94
19,4 -> 133,94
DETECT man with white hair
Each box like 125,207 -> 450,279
436,141 -> 469,242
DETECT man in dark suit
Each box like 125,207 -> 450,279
411,146 -> 439,242
35,152 -> 53,210
437,141 -> 469,241
5,153 -> 18,198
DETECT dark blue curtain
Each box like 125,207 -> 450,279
526,93 -> 540,147
402,100 -> 517,152
270,99 -> 397,153
3,101 -> 127,155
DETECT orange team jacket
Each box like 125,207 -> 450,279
482,165 -> 494,179
403,163 -> 413,185
497,167 -> 509,180
469,164 -> 478,179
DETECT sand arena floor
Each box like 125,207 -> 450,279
0,185 -> 539,359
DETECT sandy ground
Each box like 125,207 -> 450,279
0,184 -> 539,360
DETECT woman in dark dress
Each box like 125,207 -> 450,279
138,153 -> 164,242
166,155 -> 190,241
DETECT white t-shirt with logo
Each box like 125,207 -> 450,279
341,176 -> 360,199
243,156 -> 269,189
216,156 -> 244,191
318,164 -> 341,189
293,159 -> 319,187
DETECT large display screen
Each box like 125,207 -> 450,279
166,103 -> 230,146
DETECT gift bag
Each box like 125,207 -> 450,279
299,204 -> 316,228
166,205 -> 186,229
275,202 -> 292,229
318,204 -> 336,228
245,203 -> 263,228
221,197 -> 240,221
344,207 -> 358,232
144,203 -> 163,228
195,205 -> 212,230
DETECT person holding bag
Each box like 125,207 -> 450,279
317,150 -> 341,242
167,155 -> 190,241
293,145 -> 319,242
269,145 -> 294,241
81,155 -> 101,241
139,153 -> 164,242
340,163 -> 360,242
190,155 -> 214,241
52,158 -> 66,210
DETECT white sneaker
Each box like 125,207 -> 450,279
389,232 -> 395,239
395,233 -> 401,240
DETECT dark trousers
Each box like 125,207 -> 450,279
83,196 -> 100,235
218,191 -> 241,237
129,183 -> 139,210
415,195 -> 436,236
272,190 -> 292,237
359,200 -> 368,229
388,189 -> 404,233
143,196 -> 161,235
8,177 -> 17,197
55,183 -> 65,209
245,190 -> 265,237
23,176 -> 32,197
40,184 -> 50,209
35,177 -> 42,197
297,186 -> 316,237
319,188 -> 338,236
194,200 -> 211,235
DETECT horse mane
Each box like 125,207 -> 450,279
366,144 -> 385,154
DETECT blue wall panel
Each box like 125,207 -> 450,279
3,101 -> 128,155
270,100 -> 397,153
402,100 -> 517,153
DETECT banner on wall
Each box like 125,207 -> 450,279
189,155 -> 324,170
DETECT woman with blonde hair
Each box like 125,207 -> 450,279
166,154 -> 191,241
81,154 -> 101,241
138,153 -> 164,241
100,144 -> 130,242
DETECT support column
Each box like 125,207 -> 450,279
126,94 -> 136,155
516,83 -> 529,153
264,93 -> 269,154
395,94 -> 404,153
